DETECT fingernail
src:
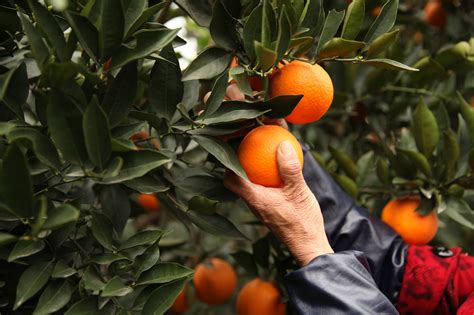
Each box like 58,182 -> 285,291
279,141 -> 295,156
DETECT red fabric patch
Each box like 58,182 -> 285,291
396,246 -> 474,315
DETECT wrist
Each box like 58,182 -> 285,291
294,242 -> 334,266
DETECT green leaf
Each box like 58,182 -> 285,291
364,0 -> 399,43
123,176 -> 169,194
91,212 -> 114,250
8,127 -> 61,171
83,96 -> 112,169
101,276 -> 133,297
458,92 -> 474,147
356,151 -> 377,187
231,250 -> 258,277
319,38 -> 365,59
397,149 -> 432,177
142,278 -> 189,315
134,241 -> 161,276
120,229 -> 163,250
443,130 -> 460,179
329,146 -> 358,180
103,158 -> 125,185
18,12 -> 49,69
201,70 -> 229,118
376,159 -> 390,185
315,9 -> 345,56
444,197 -> 474,229
136,263 -> 193,285
122,0 -> 146,36
0,143 -> 33,218
91,253 -> 129,265
182,47 -> 231,81
174,0 -> 213,27
243,5 -> 263,63
47,91 -> 88,166
0,62 -> 28,118
8,240 -> 45,262
52,261 -> 76,278
410,57 -> 445,84
64,11 -> 99,62
361,59 -> 419,71
111,138 -> 137,152
333,174 -> 358,199
299,0 -> 324,37
102,61 -> 138,127
192,135 -> 247,179
209,0 -> 241,52
28,0 -> 66,61
103,150 -> 170,184
197,102 -> 269,125
64,297 -> 101,315
99,185 -> 130,236
99,0 -> 124,60
43,204 -> 80,230
149,44 -> 183,121
187,210 -> 248,239
188,196 -> 218,214
0,232 -> 17,246
33,280 -> 73,315
14,261 -> 53,310
412,100 -> 440,157
341,0 -> 365,40
110,28 -> 179,70
367,29 -> 400,58
125,2 -> 167,39
275,7 -> 291,60
254,41 -> 277,72
82,266 -> 106,292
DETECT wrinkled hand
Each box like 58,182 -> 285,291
224,141 -> 333,266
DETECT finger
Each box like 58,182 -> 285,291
203,91 -> 211,104
225,83 -> 245,101
277,141 -> 305,187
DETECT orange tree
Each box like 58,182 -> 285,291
0,0 -> 472,314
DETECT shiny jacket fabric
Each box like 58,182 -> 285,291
284,145 -> 474,314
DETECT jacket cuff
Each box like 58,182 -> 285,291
284,250 -> 398,315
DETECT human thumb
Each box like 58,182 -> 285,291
277,141 -> 304,187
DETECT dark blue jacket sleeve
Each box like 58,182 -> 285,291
285,251 -> 399,315
283,144 -> 408,313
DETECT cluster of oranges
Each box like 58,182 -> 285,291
170,258 -> 286,315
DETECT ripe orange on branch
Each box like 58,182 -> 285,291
424,0 -> 447,28
137,193 -> 161,212
238,125 -> 304,187
236,278 -> 286,315
170,284 -> 189,313
270,61 -> 334,124
193,258 -> 237,305
381,197 -> 439,245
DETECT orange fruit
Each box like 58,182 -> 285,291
424,0 -> 447,28
236,278 -> 286,315
137,194 -> 161,212
270,61 -> 334,124
170,284 -> 189,313
371,5 -> 382,16
381,197 -> 439,245
238,125 -> 304,187
193,258 -> 237,305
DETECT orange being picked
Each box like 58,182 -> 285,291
270,60 -> 334,124
381,197 -> 439,245
137,193 -> 161,212
236,278 -> 286,315
238,125 -> 304,187
193,258 -> 237,305
424,0 -> 447,28
170,284 -> 189,313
